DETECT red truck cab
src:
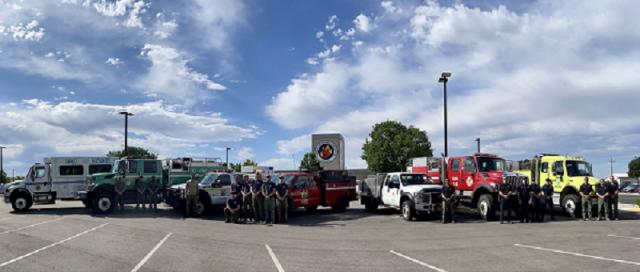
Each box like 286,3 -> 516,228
278,170 -> 356,213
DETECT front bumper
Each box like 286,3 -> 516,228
415,192 -> 442,212
77,191 -> 88,200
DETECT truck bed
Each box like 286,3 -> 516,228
359,174 -> 386,199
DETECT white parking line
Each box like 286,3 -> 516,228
265,244 -> 285,272
0,223 -> 108,268
514,244 -> 640,266
608,234 -> 640,240
131,232 -> 173,272
0,217 -> 63,235
390,250 -> 448,272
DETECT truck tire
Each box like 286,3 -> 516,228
12,194 -> 32,213
93,192 -> 115,214
401,200 -> 415,221
562,194 -> 580,218
365,202 -> 378,212
477,194 -> 495,221
331,197 -> 348,212
192,199 -> 206,217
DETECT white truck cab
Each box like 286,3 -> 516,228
4,157 -> 115,212
167,172 -> 242,216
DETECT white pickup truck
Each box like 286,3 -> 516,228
165,172 -> 241,216
359,172 -> 443,221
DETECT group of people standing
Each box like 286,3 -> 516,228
440,176 -> 620,224
113,176 -> 161,211
224,173 -> 290,225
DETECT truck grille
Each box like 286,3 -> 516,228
421,192 -> 441,203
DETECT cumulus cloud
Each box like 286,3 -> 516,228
0,20 -> 45,41
188,0 -> 245,50
0,99 -> 257,171
138,44 -> 226,106
92,0 -> 148,28
105,57 -> 123,65
353,14 -> 372,32
277,135 -> 310,155
153,12 -> 177,39
236,147 -> 254,161
260,157 -> 296,171
268,0 -> 640,176
325,15 -> 338,30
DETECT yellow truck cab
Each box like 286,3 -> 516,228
511,154 -> 599,218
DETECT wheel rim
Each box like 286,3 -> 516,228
195,201 -> 205,215
402,203 -> 410,219
565,199 -> 575,214
98,197 -> 112,211
479,201 -> 488,217
15,198 -> 27,209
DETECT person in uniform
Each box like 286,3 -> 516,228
242,175 -> 254,223
608,177 -> 619,220
251,174 -> 264,223
224,191 -> 241,223
185,174 -> 199,217
114,176 -> 126,211
498,181 -> 513,224
579,177 -> 593,221
275,176 -> 289,224
595,179 -> 609,221
529,181 -> 543,223
541,178 -> 555,221
148,176 -> 160,211
135,176 -> 146,209
441,179 -> 456,224
517,177 -> 530,223
231,175 -> 245,221
262,175 -> 277,225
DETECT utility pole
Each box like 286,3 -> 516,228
226,147 -> 231,171
438,72 -> 451,157
119,111 -> 134,157
609,158 -> 615,178
0,146 -> 5,183
475,138 -> 481,153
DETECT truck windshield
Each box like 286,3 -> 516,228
282,176 -> 296,185
112,160 -> 124,174
199,174 -> 219,185
477,157 -> 506,172
401,174 -> 428,186
566,160 -> 593,177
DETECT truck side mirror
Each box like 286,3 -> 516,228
29,168 -> 35,181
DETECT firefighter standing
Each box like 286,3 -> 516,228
541,178 -> 555,221
252,174 -> 264,223
135,176 -> 146,209
263,175 -> 277,225
579,177 -> 593,221
529,181 -> 543,223
232,175 -> 245,221
224,191 -> 241,223
517,177 -> 531,223
148,176 -> 160,211
498,181 -> 512,224
114,176 -> 126,211
608,177 -> 619,220
595,179 -> 609,221
185,174 -> 199,217
441,179 -> 456,224
242,175 -> 254,223
276,176 -> 289,224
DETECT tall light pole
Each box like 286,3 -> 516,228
475,138 -> 481,153
226,147 -> 231,171
438,72 -> 452,157
119,111 -> 134,157
0,146 -> 5,183
609,158 -> 615,178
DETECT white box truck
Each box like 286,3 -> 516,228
4,157 -> 115,212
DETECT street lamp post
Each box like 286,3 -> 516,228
438,72 -> 452,157
475,138 -> 481,153
226,147 -> 231,171
0,146 -> 5,183
119,111 -> 134,157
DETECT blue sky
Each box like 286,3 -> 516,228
1,0 -> 639,178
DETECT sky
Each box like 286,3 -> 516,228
0,0 -> 639,178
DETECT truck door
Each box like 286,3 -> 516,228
307,175 -> 321,207
460,157 -> 477,190
539,162 -> 550,184
448,159 -> 462,188
290,176 -> 312,208
27,165 -> 52,202
382,175 -> 400,207
210,174 -> 232,205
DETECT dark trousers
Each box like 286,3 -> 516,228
224,208 -> 240,223
608,195 -> 618,219
499,197 -> 512,223
442,200 -> 454,223
253,194 -> 264,221
148,191 -> 158,210
520,199 -> 530,222
542,196 -> 555,220
116,193 -> 125,210
276,198 -> 288,223
531,199 -> 542,222
243,194 -> 254,221
136,191 -> 146,208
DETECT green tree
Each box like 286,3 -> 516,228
107,146 -> 158,159
362,120 -> 433,173
628,156 -> 640,178
299,152 -> 321,171
243,159 -> 258,166
0,170 -> 7,184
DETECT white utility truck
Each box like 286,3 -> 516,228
4,157 -> 115,212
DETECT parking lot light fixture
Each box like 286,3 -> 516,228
438,72 -> 451,157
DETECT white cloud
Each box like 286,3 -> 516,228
154,12 -> 177,39
353,14 -> 372,33
1,20 -> 45,41
105,57 -> 123,65
381,1 -> 400,14
236,147 -> 254,161
260,157 -> 296,171
277,135 -> 310,155
188,0 -> 245,50
268,0 -> 640,176
138,44 -> 226,106
325,15 -> 338,30
92,0 -> 148,28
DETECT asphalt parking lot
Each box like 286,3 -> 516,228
0,199 -> 639,272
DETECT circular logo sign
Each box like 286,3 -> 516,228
466,177 -> 474,187
316,141 -> 336,162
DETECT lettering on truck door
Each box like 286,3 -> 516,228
449,159 -> 462,188
461,157 -> 476,190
